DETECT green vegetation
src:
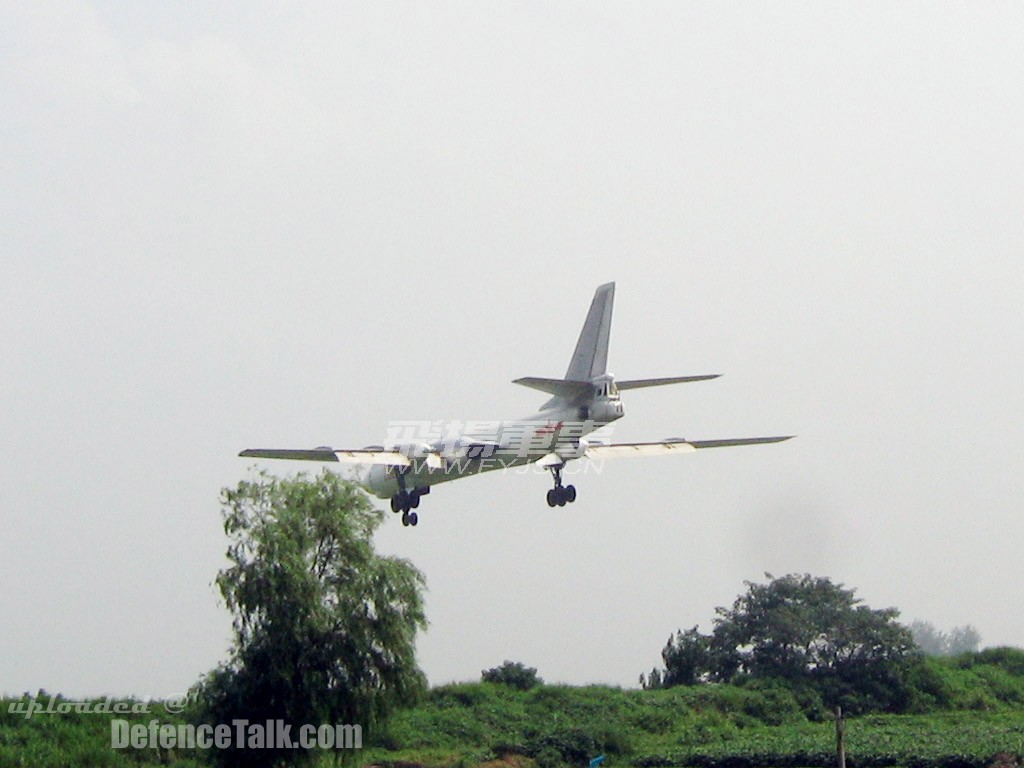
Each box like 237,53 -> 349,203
910,621 -> 982,657
482,662 -> 545,691
643,574 -> 919,715
0,695 -> 204,767
192,471 -> 427,768
4,651 -> 1024,767
366,655 -> 1024,767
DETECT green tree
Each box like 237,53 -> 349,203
947,625 -> 982,655
908,620 -> 948,656
908,620 -> 982,656
651,574 -> 918,714
481,661 -> 543,690
194,470 -> 427,768
640,667 -> 662,690
659,627 -> 712,686
710,574 -> 917,712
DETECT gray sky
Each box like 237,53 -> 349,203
3,1 -> 1023,698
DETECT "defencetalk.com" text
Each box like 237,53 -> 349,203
111,719 -> 362,751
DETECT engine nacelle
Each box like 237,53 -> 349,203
589,398 -> 624,424
366,464 -> 398,499
552,440 -> 587,460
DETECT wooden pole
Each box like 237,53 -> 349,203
835,706 -> 846,768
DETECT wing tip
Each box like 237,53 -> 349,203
237,448 -> 341,462
690,435 -> 795,449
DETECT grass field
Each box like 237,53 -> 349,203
364,681 -> 1024,768
0,696 -> 203,768
4,654 -> 1023,768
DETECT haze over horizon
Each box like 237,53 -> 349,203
2,2 -> 1023,698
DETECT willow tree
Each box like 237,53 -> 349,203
194,470 -> 426,768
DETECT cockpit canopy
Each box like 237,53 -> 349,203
592,375 -> 619,399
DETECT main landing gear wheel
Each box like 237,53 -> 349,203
390,489 -> 422,515
390,465 -> 425,527
545,484 -> 578,507
545,464 -> 577,507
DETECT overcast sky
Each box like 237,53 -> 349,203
3,1 -> 1023,698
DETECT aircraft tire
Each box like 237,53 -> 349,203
391,496 -> 401,514
409,492 -> 420,509
546,489 -> 557,507
408,512 -> 418,526
401,511 -> 409,526
565,485 -> 577,503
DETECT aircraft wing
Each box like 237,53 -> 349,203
239,447 -> 412,466
584,435 -> 793,459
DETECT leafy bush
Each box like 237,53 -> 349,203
524,725 -> 630,763
904,654 -> 1024,713
732,679 -> 807,726
957,647 -> 1024,676
632,708 -> 675,735
534,745 -> 564,768
482,661 -> 544,691
430,683 -> 494,708
525,729 -> 598,764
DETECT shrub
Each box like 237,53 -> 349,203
958,647 -> 1024,676
483,661 -> 544,691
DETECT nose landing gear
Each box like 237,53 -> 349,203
545,464 -> 577,507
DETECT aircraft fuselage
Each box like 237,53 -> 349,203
364,376 -> 624,499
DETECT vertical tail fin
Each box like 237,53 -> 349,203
565,282 -> 615,381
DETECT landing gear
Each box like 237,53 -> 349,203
390,489 -> 420,513
546,485 -> 577,507
390,481 -> 429,526
545,464 -> 577,507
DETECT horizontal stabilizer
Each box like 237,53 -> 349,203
512,377 -> 592,400
239,447 -> 412,466
616,374 -> 721,390
585,435 -> 792,459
